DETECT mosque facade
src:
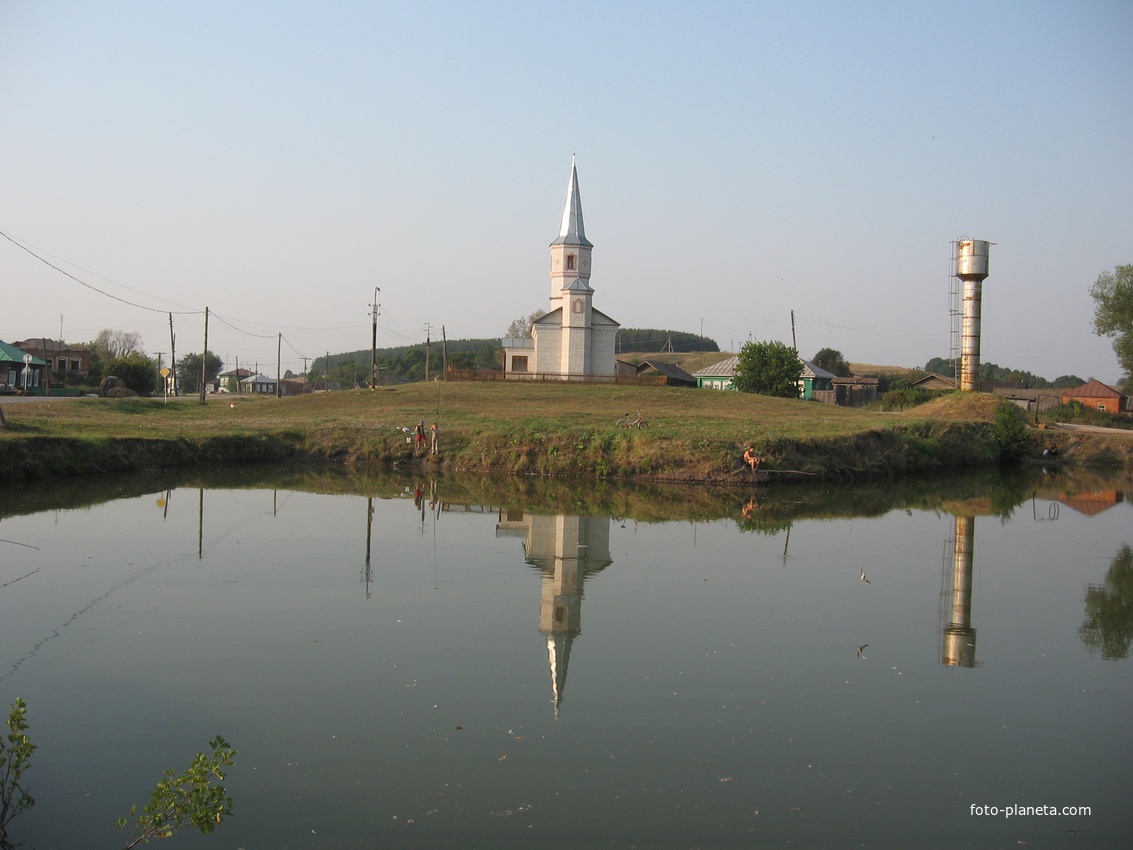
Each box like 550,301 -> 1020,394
502,158 -> 620,379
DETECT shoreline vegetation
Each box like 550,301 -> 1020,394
1,383 -> 1132,486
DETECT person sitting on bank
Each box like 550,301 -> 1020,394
743,445 -> 763,471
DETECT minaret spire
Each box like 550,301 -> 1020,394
552,155 -> 592,248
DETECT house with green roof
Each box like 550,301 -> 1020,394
0,340 -> 46,393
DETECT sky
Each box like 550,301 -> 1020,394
2,0 -> 1131,382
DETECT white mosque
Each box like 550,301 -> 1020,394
501,158 -> 620,379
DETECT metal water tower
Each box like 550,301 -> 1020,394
955,239 -> 991,392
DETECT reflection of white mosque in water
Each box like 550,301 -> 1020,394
496,510 -> 611,717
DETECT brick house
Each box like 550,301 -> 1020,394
1060,379 -> 1128,415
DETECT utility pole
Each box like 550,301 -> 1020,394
277,332 -> 282,398
169,313 -> 177,396
441,325 -> 448,380
790,309 -> 797,351
424,323 -> 432,382
371,287 -> 381,390
199,307 -> 209,405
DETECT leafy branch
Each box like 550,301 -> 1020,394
117,736 -> 237,849
0,698 -> 36,839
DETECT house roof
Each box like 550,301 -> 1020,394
912,372 -> 957,389
10,339 -> 89,354
693,356 -> 739,378
636,360 -> 696,383
0,340 -> 46,365
800,360 -> 836,380
1062,379 -> 1124,399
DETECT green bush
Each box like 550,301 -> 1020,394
990,402 -> 1031,464
105,353 -> 159,396
879,387 -> 932,410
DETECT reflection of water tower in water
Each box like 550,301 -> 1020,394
954,239 -> 992,392
940,515 -> 979,667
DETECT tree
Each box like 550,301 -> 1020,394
1079,544 -> 1133,660
105,353 -> 159,396
92,329 -> 144,362
176,351 -> 223,395
1090,264 -> 1133,379
505,309 -> 547,338
733,340 -> 802,397
811,348 -> 852,377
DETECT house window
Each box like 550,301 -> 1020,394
1097,402 -> 1106,411
566,254 -> 575,271
512,356 -> 529,373
57,358 -> 66,371
71,359 -> 81,371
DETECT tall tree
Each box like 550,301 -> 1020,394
811,348 -> 851,377
91,329 -> 143,361
733,340 -> 802,397
1090,264 -> 1133,380
505,309 -> 547,338
176,351 -> 223,395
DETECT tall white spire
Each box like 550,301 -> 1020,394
551,155 -> 592,248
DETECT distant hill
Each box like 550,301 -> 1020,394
617,329 -> 718,354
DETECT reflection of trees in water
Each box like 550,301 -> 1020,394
1080,544 -> 1133,660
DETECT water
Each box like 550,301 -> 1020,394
1,469 -> 1130,848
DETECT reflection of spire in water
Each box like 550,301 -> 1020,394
941,515 -> 979,668
547,634 -> 574,720
499,512 -> 612,718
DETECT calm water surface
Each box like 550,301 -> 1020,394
1,471 -> 1130,848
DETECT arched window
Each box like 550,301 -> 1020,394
566,254 -> 576,271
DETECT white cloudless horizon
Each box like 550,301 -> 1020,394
2,1 -> 1130,382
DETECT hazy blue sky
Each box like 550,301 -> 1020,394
2,1 -> 1130,381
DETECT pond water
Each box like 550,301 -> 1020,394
1,468 -> 1130,849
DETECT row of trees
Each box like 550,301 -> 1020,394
42,329 -> 222,396
922,357 -> 1084,389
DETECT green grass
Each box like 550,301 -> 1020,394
0,383 -> 1095,482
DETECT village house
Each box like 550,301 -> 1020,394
10,338 -> 91,377
911,372 -> 958,391
240,373 -> 278,395
1060,379 -> 1129,415
0,340 -> 47,392
798,361 -> 837,400
615,359 -> 697,387
693,356 -> 739,391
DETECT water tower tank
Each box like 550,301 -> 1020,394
956,239 -> 990,279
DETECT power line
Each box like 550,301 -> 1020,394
0,229 -> 201,315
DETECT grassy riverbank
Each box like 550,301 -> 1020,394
2,382 -> 1131,482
